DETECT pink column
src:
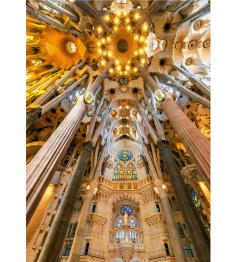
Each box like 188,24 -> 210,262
162,95 -> 210,183
26,97 -> 87,224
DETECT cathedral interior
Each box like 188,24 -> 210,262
26,0 -> 210,261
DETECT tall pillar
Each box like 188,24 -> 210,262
136,122 -> 187,262
162,94 -> 210,184
179,3 -> 210,25
163,74 -> 210,108
157,140 -> 210,262
173,64 -> 210,99
137,105 -> 210,262
37,141 -> 94,262
68,146 -> 106,261
37,105 -> 111,261
26,96 -> 88,224
156,183 -> 188,262
140,69 -> 210,184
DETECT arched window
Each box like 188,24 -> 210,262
128,231 -> 137,242
129,218 -> 136,227
113,161 -> 125,180
127,162 -> 137,180
156,203 -> 160,213
92,204 -> 96,213
116,231 -> 125,239
183,244 -> 194,257
164,243 -> 170,256
85,242 -> 90,255
117,218 -> 123,227
177,223 -> 185,238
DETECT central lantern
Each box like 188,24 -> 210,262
96,11 -> 149,77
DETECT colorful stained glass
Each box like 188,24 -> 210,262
117,150 -> 133,161
121,205 -> 132,215
126,162 -> 137,180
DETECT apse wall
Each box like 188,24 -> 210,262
103,138 -> 147,180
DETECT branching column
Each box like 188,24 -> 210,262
141,69 -> 210,184
137,104 -> 210,262
37,141 -> 94,262
37,104 -> 111,262
135,121 -> 187,262
162,94 -> 210,183
26,73 -> 105,224
68,147 -> 106,262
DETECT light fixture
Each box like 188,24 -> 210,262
84,92 -> 95,104
65,41 -> 77,54
142,23 -> 148,31
104,14 -> 110,22
162,184 -> 167,190
86,184 -> 91,190
114,17 -> 120,24
134,13 -> 139,20
97,26 -> 103,33
101,60 -> 106,66
154,89 -> 166,102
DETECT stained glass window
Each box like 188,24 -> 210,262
113,161 -> 125,180
191,191 -> 201,209
116,231 -> 125,239
117,150 -> 133,161
117,218 -> 123,227
121,205 -> 132,215
126,162 -> 137,180
129,219 -> 136,227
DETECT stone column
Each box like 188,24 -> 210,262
27,72 -> 105,223
179,2 -> 210,25
37,141 -> 94,262
156,183 -> 188,262
137,105 -> 210,262
136,121 -> 187,262
41,74 -> 88,114
68,147 -> 106,262
163,74 -> 210,108
140,69 -> 210,184
161,95 -> 210,184
173,64 -> 210,99
26,96 -> 88,224
37,104 -> 110,261
157,140 -> 210,262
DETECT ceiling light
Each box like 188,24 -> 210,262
101,60 -> 106,66
97,26 -> 103,33
142,23 -> 148,31
134,13 -> 140,20
104,15 -> 110,22
114,17 -> 119,24
109,68 -> 114,74
133,67 -> 138,73
140,36 -> 145,42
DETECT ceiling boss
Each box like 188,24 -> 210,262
96,10 -> 149,79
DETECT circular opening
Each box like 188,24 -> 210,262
117,39 -> 128,53
164,23 -> 171,31
159,59 -> 165,66
110,88 -> 115,94
66,41 -> 77,54
133,87 -> 138,94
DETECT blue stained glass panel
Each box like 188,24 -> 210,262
117,150 -> 133,161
